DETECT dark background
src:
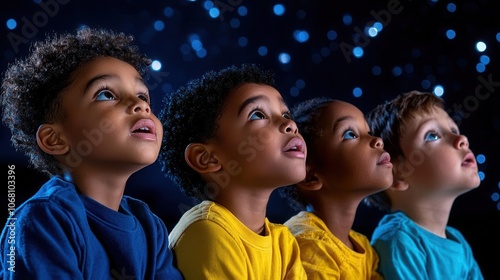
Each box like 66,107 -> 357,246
1,0 -> 499,278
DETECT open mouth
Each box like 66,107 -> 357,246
462,152 -> 476,166
283,137 -> 306,158
377,152 -> 392,165
131,119 -> 156,137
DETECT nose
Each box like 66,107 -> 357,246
280,118 -> 298,134
454,134 -> 469,150
129,97 -> 151,114
370,136 -> 384,149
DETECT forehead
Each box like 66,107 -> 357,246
221,83 -> 284,114
69,56 -> 141,86
317,100 -> 364,126
401,106 -> 455,133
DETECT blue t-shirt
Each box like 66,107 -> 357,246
0,176 -> 182,280
371,211 -> 484,280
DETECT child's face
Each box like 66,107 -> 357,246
397,106 -> 480,192
56,57 -> 162,171
210,83 -> 307,189
310,101 -> 393,192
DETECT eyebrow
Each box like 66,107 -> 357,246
83,74 -> 146,93
330,115 -> 357,132
237,95 -> 281,116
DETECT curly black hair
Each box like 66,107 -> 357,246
279,97 -> 334,212
159,63 -> 276,201
363,90 -> 445,212
1,27 -> 151,176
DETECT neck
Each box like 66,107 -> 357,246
66,164 -> 133,211
392,198 -> 454,238
214,187 -> 273,235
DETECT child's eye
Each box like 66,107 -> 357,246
342,129 -> 357,140
95,90 -> 116,101
138,93 -> 150,104
249,110 -> 267,120
424,132 -> 440,142
282,111 -> 292,119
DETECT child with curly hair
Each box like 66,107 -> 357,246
365,90 -> 483,279
159,63 -> 307,279
0,27 -> 182,279
280,97 -> 392,279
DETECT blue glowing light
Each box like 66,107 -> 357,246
238,36 -> 248,47
392,66 -> 402,77
196,48 -> 207,58
368,27 -> 378,37
163,7 -> 174,17
230,18 -> 240,28
475,41 -> 486,52
238,6 -> 248,16
421,79 -> 431,89
477,154 -> 486,164
273,4 -> 285,16
191,39 -> 203,51
480,55 -> 490,65
151,60 -> 162,71
278,52 -> 291,64
154,20 -> 165,31
497,32 -> 500,42
372,66 -> 382,76
203,0 -> 214,10
353,87 -> 362,98
293,30 -> 309,43
6,19 -> 17,30
433,85 -> 444,97
342,14 -> 352,25
290,87 -> 299,97
476,63 -> 486,73
353,47 -> 363,58
209,7 -> 220,18
374,22 -> 383,31
447,3 -> 457,12
258,46 -> 268,56
492,192 -> 500,201
295,79 -> 305,89
478,171 -> 485,181
446,29 -> 456,39
327,30 -> 337,40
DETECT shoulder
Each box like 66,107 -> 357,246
284,211 -> 331,241
13,176 -> 85,221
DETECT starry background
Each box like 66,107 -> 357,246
1,0 -> 499,278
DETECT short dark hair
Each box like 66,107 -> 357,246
159,64 -> 276,201
279,97 -> 334,212
1,27 -> 151,176
364,90 -> 445,211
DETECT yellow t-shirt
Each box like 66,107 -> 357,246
169,200 -> 307,280
285,211 -> 383,280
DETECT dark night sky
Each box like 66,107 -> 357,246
1,0 -> 499,278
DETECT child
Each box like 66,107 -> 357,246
365,90 -> 484,279
0,28 -> 182,279
159,64 -> 307,279
280,97 -> 392,279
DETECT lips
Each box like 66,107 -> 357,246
462,152 -> 476,167
131,118 -> 157,140
282,137 -> 306,159
377,152 -> 392,165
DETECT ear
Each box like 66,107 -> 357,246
297,169 -> 323,191
184,143 -> 221,173
36,124 -> 70,155
389,161 -> 410,191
